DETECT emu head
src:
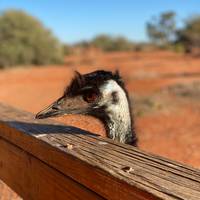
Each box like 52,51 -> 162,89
36,70 -> 129,120
35,70 -> 137,145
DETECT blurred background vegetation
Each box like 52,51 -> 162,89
0,10 -> 64,68
0,9 -> 200,68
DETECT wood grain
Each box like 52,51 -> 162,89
0,103 -> 200,200
0,137 -> 103,200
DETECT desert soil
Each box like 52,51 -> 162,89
0,51 -> 200,199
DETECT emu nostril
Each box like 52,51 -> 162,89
52,105 -> 59,110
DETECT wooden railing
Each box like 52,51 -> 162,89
0,103 -> 200,200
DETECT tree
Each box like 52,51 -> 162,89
146,11 -> 176,46
177,16 -> 200,53
0,10 -> 64,68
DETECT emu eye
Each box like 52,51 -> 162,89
83,92 -> 98,103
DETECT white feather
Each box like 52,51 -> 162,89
99,80 -> 132,142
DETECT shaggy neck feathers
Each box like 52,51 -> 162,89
97,80 -> 137,145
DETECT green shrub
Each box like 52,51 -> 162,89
134,43 -> 159,52
91,34 -> 134,51
0,10 -> 64,68
74,41 -> 91,49
171,43 -> 185,53
63,44 -> 73,55
110,36 -> 134,51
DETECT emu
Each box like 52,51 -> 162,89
36,70 -> 137,146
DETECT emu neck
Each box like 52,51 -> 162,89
104,111 -> 135,145
98,80 -> 137,146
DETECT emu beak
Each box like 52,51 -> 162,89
35,101 -> 64,119
35,96 -> 90,119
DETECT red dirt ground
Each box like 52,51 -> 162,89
0,51 -> 200,199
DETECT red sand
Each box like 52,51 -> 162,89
0,51 -> 200,199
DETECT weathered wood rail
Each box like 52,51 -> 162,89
0,103 -> 200,200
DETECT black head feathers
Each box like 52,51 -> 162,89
65,70 -> 125,96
